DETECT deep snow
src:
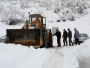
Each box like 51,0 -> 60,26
0,1 -> 90,68
0,13 -> 90,68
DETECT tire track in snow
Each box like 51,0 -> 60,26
62,49 -> 78,68
65,46 -> 90,68
42,47 -> 64,68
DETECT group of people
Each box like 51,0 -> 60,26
53,28 -> 80,47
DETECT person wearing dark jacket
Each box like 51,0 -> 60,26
67,28 -> 73,46
53,29 -> 61,47
62,29 -> 68,46
74,28 -> 80,45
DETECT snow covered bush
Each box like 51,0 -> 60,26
39,0 -> 53,10
39,0 -> 90,22
20,0 -> 29,9
58,0 -> 89,21
0,0 -> 6,2
0,2 -> 4,13
0,5 -> 25,25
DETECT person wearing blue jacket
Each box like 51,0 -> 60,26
74,28 -> 80,45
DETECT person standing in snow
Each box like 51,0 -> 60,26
53,29 -> 61,47
62,29 -> 68,46
74,28 -> 80,45
67,28 -> 73,46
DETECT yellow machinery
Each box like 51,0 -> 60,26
5,14 -> 53,48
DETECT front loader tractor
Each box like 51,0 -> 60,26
5,14 -> 53,48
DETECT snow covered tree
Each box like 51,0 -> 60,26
39,0 -> 54,10
20,0 -> 29,9
0,2 -> 4,13
39,0 -> 89,21
1,3 -> 25,25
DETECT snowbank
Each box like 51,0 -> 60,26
0,39 -> 90,68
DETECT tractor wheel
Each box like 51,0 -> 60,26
47,32 -> 53,47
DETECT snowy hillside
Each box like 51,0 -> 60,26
0,0 -> 90,68
0,0 -> 90,25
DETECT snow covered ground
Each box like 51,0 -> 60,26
0,12 -> 90,68
0,1 -> 90,68
0,40 -> 90,68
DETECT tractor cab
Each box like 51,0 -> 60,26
29,14 -> 46,29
